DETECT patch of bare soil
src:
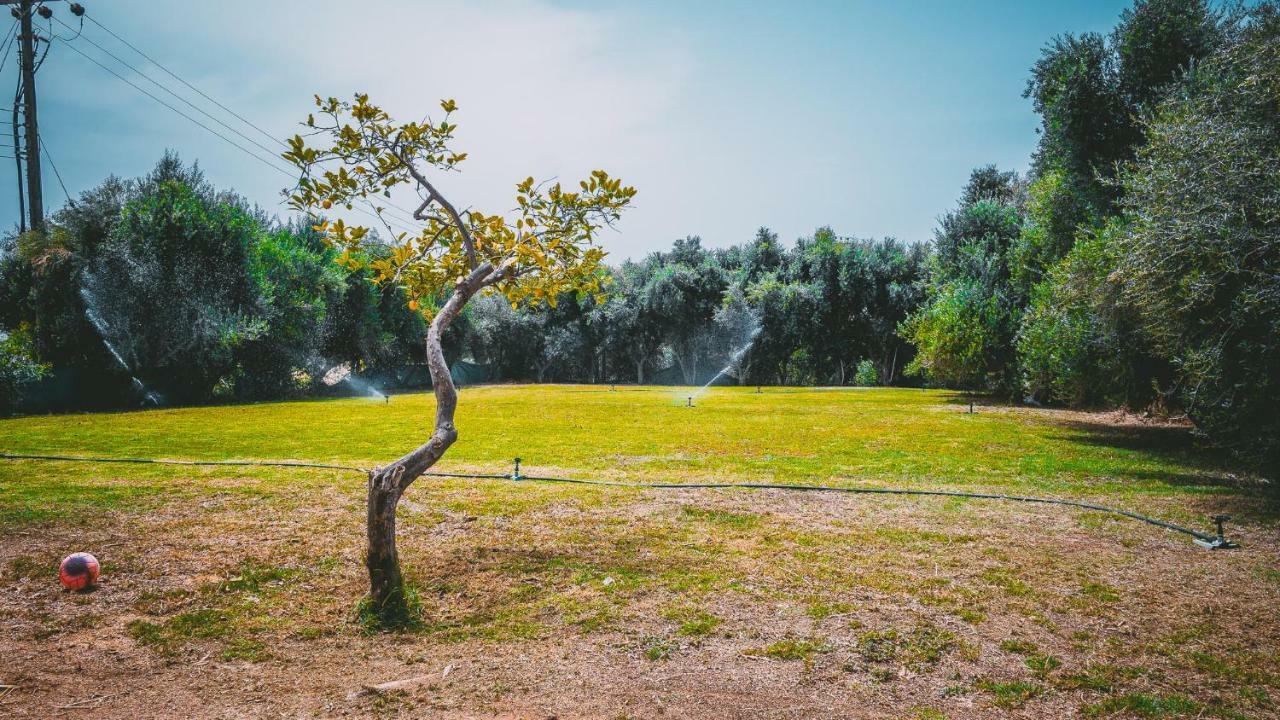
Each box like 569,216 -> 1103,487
2,478 -> 1278,719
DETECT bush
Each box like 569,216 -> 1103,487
1017,221 -> 1164,407
1116,7 -> 1280,469
0,325 -> 49,412
83,173 -> 263,404
854,359 -> 878,387
233,226 -> 344,399
901,279 -> 1010,391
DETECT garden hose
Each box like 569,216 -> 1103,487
0,451 -> 1235,547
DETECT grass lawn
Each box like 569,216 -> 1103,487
1,385 -> 1277,718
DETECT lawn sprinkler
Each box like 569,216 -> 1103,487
511,457 -> 523,480
1194,514 -> 1239,550
756,386 -> 762,394
59,552 -> 100,591
686,396 -> 693,407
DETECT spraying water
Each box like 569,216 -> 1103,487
319,362 -> 387,401
80,289 -> 164,407
689,325 -> 762,403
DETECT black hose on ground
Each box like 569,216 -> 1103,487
0,451 -> 1227,545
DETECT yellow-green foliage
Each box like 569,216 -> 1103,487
282,95 -> 634,317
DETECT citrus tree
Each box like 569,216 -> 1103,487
283,94 -> 635,626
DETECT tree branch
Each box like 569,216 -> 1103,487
400,153 -> 477,270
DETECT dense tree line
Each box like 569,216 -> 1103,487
0,155 -> 926,412
462,230 -> 926,387
0,153 -> 427,410
903,0 -> 1280,469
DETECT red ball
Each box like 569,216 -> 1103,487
59,552 -> 100,591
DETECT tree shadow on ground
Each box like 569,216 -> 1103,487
1050,418 -> 1279,520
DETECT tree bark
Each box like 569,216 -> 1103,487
363,262 -> 495,625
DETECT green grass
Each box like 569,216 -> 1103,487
745,637 -> 829,661
974,678 -> 1044,708
0,386 -> 1251,500
856,625 -> 960,670
1081,693 -> 1204,718
663,606 -> 722,637
126,559 -> 307,659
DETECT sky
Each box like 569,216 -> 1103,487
4,0 -> 1135,260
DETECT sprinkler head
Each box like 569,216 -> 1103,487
686,396 -> 693,407
1195,514 -> 1240,549
1213,514 -> 1231,539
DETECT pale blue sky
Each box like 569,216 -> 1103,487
5,0 -> 1131,258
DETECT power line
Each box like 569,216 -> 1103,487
58,39 -> 418,234
38,8 -> 423,237
44,11 -> 82,42
84,12 -> 281,149
58,39 -> 414,233
55,15 -> 288,168
56,38 -> 299,179
38,132 -> 71,204
54,32 -> 415,238
0,20 -> 17,74
73,12 -> 426,230
11,73 -> 23,232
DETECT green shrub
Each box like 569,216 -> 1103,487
854,359 -> 878,387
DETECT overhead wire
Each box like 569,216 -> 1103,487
42,15 -> 418,234
15,8 -> 445,240
38,133 -> 72,205
73,11 -> 433,230
54,15 -> 289,167
0,20 -> 18,74
53,38 -> 417,236
83,12 -> 284,149
55,39 -> 297,178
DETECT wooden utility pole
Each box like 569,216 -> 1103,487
4,0 -> 53,232
17,0 -> 42,232
4,0 -> 42,229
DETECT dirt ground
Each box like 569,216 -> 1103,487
3,470 -> 1278,719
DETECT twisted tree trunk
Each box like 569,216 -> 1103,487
364,263 -> 494,625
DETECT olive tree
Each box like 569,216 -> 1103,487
1115,5 -> 1280,470
283,94 -> 635,626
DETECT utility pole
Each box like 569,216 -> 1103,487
17,0 -> 42,232
4,1 -> 80,233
